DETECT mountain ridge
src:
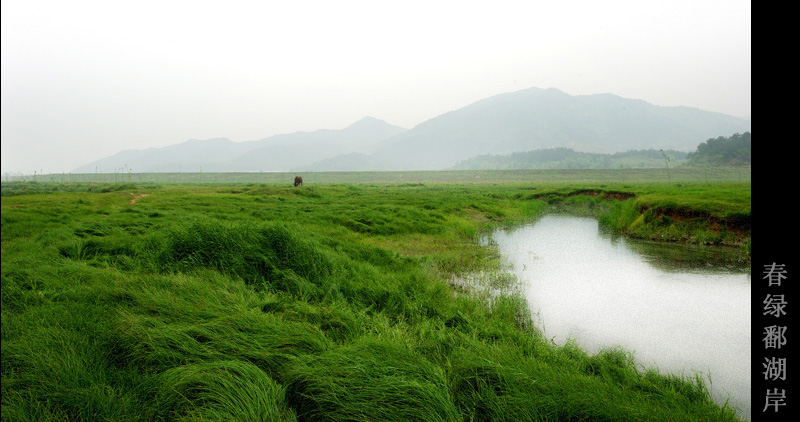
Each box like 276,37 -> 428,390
73,117 -> 407,173
367,87 -> 750,170
72,88 -> 751,173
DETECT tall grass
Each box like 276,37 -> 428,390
155,360 -> 297,421
1,181 -> 747,421
284,339 -> 460,422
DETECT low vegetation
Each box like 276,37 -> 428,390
2,171 -> 749,421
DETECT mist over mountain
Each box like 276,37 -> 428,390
367,87 -> 750,170
72,117 -> 406,173
73,88 -> 751,173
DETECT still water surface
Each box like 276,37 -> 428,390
486,215 -> 751,419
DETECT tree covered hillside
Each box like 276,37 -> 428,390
452,148 -> 688,170
687,132 -> 751,166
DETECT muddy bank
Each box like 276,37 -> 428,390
524,190 -> 750,254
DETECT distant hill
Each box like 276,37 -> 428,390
72,137 -> 243,173
73,87 -> 751,173
366,87 -> 751,170
292,153 -> 394,172
228,116 -> 407,172
72,117 -> 407,173
452,147 -> 688,170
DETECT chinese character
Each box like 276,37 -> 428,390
763,263 -> 787,286
763,388 -> 787,412
763,325 -> 788,349
764,294 -> 788,318
763,357 -> 787,381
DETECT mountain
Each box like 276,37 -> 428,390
72,137 -> 243,173
73,88 -> 751,173
226,117 -> 407,172
72,117 -> 407,173
366,87 -> 751,170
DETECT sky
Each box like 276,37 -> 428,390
1,0 -> 751,175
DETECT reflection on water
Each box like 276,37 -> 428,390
487,215 -> 751,420
623,236 -> 750,274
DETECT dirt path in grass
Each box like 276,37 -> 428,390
129,193 -> 149,205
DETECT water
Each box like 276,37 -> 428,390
486,215 -> 751,420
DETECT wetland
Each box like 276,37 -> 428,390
1,173 -> 751,421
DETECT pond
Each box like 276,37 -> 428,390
485,214 -> 751,420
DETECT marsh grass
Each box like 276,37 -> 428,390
155,360 -> 297,421
284,339 -> 461,422
2,179 -> 747,421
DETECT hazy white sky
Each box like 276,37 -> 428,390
1,0 -> 750,175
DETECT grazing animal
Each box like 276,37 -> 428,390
294,176 -> 303,187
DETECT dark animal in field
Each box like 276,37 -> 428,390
294,176 -> 303,187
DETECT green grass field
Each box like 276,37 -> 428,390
2,170 -> 750,421
7,166 -> 750,185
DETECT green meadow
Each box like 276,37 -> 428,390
2,170 -> 750,421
